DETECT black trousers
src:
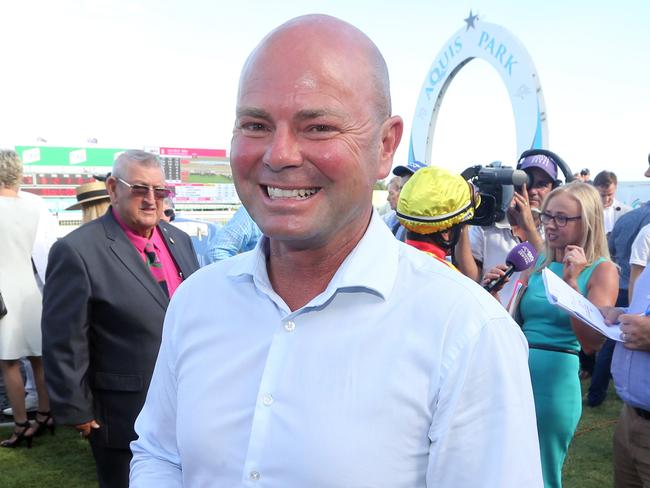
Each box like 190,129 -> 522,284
89,433 -> 131,488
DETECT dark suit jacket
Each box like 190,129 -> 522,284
42,210 -> 199,449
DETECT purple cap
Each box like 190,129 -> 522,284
519,154 -> 558,181
506,241 -> 538,272
393,160 -> 427,177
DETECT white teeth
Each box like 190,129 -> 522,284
266,186 -> 319,200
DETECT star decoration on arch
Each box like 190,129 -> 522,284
464,10 -> 479,30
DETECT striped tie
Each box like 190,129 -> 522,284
144,241 -> 168,296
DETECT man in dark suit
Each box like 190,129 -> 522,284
42,150 -> 199,488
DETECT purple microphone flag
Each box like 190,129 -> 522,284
506,241 -> 538,272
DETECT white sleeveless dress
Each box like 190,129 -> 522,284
0,196 -> 43,359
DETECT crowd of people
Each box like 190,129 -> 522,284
0,12 -> 649,488
388,152 -> 650,487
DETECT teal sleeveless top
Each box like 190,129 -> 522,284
520,256 -> 606,352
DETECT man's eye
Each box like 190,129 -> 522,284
307,124 -> 334,132
241,122 -> 268,131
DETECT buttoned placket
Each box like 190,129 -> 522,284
241,312 -> 300,485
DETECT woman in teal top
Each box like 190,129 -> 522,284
487,182 -> 618,487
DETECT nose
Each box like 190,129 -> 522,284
544,216 -> 557,229
263,124 -> 302,171
142,187 -> 157,204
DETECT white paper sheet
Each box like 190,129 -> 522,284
542,268 -> 622,341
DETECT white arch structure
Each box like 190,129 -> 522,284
409,14 -> 548,165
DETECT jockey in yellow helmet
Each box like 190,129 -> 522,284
397,166 -> 482,271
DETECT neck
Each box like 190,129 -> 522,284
135,227 -> 155,239
266,215 -> 371,311
0,186 -> 18,197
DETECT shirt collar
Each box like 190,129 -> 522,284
497,214 -> 543,234
494,217 -> 512,230
111,207 -> 157,253
227,211 -> 400,304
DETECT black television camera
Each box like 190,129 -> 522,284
461,149 -> 574,227
461,162 -> 529,227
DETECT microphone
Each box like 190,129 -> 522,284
484,241 -> 538,293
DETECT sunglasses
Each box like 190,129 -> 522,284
117,177 -> 171,200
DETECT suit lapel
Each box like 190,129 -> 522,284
102,211 -> 169,310
159,221 -> 195,281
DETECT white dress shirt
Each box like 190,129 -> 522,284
603,199 -> 631,234
630,223 -> 650,268
131,212 -> 542,488
469,221 -> 521,307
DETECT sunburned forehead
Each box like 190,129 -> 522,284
254,14 -> 374,62
241,33 -> 368,87
238,14 -> 391,119
295,73 -> 317,90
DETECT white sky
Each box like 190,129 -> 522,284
1,0 -> 648,180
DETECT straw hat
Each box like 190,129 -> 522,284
396,166 -> 481,234
66,181 -> 110,210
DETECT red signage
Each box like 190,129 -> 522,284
159,147 -> 227,158
22,187 -> 77,197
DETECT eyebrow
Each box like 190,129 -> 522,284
236,107 -> 271,120
236,107 -> 345,122
294,109 -> 345,121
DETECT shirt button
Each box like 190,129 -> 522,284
249,471 -> 260,481
262,394 -> 274,406
284,321 -> 296,332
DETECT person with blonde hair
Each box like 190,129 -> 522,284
0,149 -> 53,448
486,181 -> 619,488
66,180 -> 111,224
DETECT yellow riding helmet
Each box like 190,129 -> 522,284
396,166 -> 481,234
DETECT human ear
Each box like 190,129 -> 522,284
106,177 -> 119,204
376,115 -> 403,178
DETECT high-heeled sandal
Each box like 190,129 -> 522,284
33,411 -> 55,436
0,420 -> 33,448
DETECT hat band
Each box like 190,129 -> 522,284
396,199 -> 473,224
76,189 -> 108,202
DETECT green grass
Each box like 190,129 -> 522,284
563,380 -> 622,487
186,174 -> 232,184
0,380 -> 622,486
0,426 -> 97,487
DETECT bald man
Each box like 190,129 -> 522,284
131,15 -> 542,487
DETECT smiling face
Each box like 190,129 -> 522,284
107,162 -> 166,237
230,17 -> 402,253
542,193 -> 583,250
